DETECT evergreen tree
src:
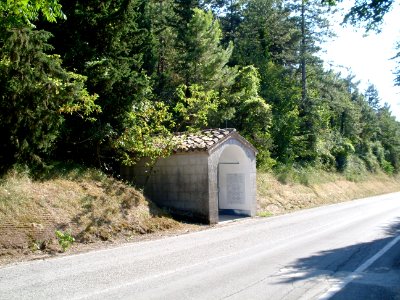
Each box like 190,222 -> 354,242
205,0 -> 244,46
174,8 -> 235,90
233,0 -> 299,68
342,0 -> 394,32
364,83 -> 381,110
289,0 -> 334,163
377,103 -> 400,172
394,42 -> 400,87
0,28 -> 98,172
0,0 -> 98,172
41,0 -> 159,166
147,0 -> 178,101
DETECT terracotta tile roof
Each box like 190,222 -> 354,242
173,128 -> 236,152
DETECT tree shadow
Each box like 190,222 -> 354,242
277,217 -> 400,299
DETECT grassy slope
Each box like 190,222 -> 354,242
0,166 -> 187,263
1,165 -> 400,264
257,170 -> 400,215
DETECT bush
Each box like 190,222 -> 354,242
381,160 -> 395,175
273,163 -> 335,186
55,230 -> 75,252
343,155 -> 367,182
332,139 -> 355,172
361,151 -> 380,173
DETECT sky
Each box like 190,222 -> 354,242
320,2 -> 400,119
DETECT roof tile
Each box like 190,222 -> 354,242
173,128 -> 236,153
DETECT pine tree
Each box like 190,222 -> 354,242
175,8 -> 235,90
364,83 -> 381,111
0,28 -> 98,172
289,0 -> 334,163
41,0 -> 157,166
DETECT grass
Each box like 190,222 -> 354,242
0,163 -> 184,258
273,165 -> 342,186
257,211 -> 273,218
2,161 -> 400,263
257,167 -> 400,216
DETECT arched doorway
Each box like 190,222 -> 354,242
218,144 -> 252,217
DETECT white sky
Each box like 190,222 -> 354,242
320,2 -> 400,119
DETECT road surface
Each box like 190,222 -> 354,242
1,192 -> 400,299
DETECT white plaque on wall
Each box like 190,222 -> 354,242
226,173 -> 245,204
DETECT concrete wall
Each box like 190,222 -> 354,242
121,153 -> 210,223
120,137 -> 257,224
208,138 -> 257,223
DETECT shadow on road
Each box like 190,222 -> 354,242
277,217 -> 400,299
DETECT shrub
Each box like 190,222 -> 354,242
381,160 -> 395,175
343,155 -> 367,182
55,230 -> 75,252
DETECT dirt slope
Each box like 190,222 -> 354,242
0,167 -> 202,265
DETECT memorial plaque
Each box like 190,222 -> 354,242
226,173 -> 245,204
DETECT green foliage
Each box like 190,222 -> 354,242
55,230 -> 75,252
175,8 -> 235,90
114,101 -> 174,165
376,104 -> 400,172
0,28 -> 99,172
0,0 -> 399,179
343,155 -> 368,182
257,211 -> 273,218
342,0 -> 394,32
40,0 -> 156,166
0,0 -> 65,28
174,84 -> 219,131
228,66 -> 274,168
332,137 -> 355,172
263,62 -> 301,164
381,159 -> 395,175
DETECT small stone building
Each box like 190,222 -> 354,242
121,129 -> 257,224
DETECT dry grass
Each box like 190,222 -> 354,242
257,170 -> 400,215
0,166 -> 188,263
3,164 -> 400,265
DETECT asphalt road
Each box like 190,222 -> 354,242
1,192 -> 400,299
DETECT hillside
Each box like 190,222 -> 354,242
2,164 -> 400,266
0,166 -> 202,265
257,170 -> 400,215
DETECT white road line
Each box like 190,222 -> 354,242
319,234 -> 400,300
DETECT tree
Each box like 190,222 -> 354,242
41,0 -> 159,167
0,0 -> 64,28
0,0 -> 100,172
394,42 -> 400,86
289,0 -> 334,163
174,8 -> 235,91
229,65 -> 273,167
146,0 -> 178,101
232,0 -> 299,68
263,62 -> 301,164
364,83 -> 381,110
0,28 -> 99,172
377,103 -> 400,172
226,0 -> 303,164
204,0 -> 244,46
323,0 -> 394,31
340,0 -> 394,32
